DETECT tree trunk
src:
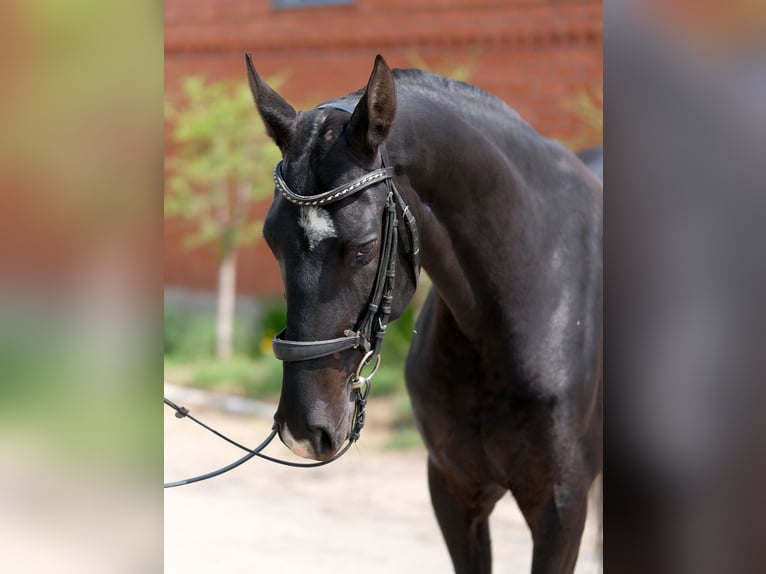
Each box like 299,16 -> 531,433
215,250 -> 237,360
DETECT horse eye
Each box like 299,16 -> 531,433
354,240 -> 377,265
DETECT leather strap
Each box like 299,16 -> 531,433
316,101 -> 357,114
381,145 -> 421,289
272,328 -> 370,362
274,161 -> 394,207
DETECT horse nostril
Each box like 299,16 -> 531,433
310,425 -> 336,456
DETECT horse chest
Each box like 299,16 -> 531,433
407,347 -> 535,476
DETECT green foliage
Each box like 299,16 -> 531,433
380,303 -> 416,363
368,364 -> 407,396
165,75 -> 284,258
163,301 -> 282,398
384,394 -> 423,450
258,300 -> 288,341
385,428 -> 424,450
190,356 -> 283,399
370,273 -> 432,394
164,307 -> 258,360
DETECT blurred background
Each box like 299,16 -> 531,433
0,1 -> 163,572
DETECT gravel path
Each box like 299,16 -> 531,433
164,387 -> 601,573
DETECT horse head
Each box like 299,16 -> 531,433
246,54 -> 419,460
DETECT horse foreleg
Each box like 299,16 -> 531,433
511,471 -> 591,574
428,457 -> 504,574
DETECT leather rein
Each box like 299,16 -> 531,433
164,101 -> 420,488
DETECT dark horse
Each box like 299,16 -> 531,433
246,54 -> 602,573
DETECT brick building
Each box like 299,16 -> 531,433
165,0 -> 603,296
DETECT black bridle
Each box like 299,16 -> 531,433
165,102 -> 420,488
271,159 -> 419,364
271,101 -> 419,366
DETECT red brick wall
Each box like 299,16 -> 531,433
165,0 -> 603,296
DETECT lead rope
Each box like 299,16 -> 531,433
164,380 -> 370,487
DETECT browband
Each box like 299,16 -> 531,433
274,161 -> 394,207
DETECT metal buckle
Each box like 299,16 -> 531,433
350,350 -> 381,390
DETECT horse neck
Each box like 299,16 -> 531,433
389,103 -> 542,337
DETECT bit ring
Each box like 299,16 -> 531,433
350,350 -> 381,389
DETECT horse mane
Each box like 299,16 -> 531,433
333,67 -> 526,129
396,69 -> 512,111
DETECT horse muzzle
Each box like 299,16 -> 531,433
273,402 -> 352,461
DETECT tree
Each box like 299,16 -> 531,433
165,75 -> 283,359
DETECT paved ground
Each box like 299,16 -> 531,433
164,387 -> 601,574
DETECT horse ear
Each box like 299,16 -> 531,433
245,53 -> 296,152
347,55 -> 396,159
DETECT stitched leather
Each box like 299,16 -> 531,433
274,161 -> 395,207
